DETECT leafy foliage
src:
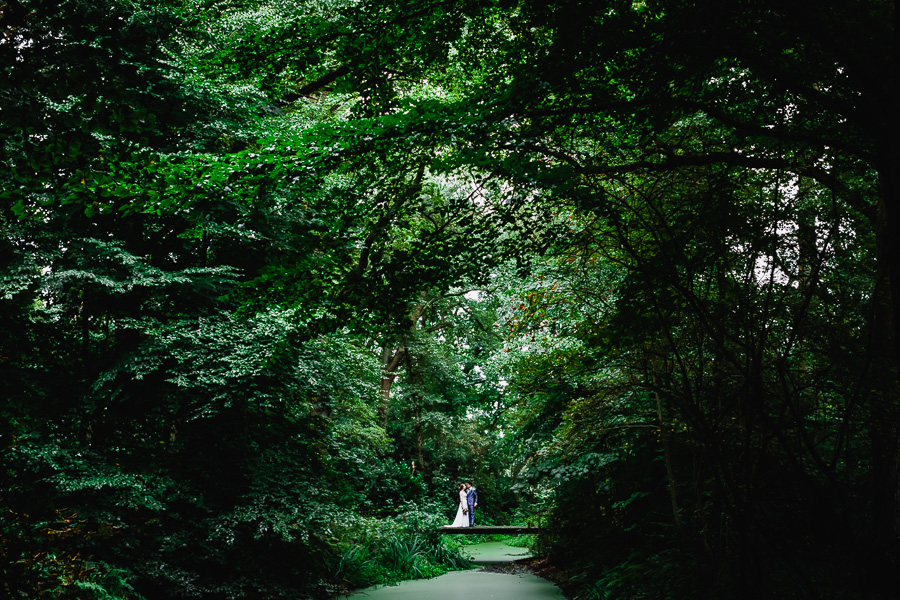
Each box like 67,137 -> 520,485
2,0 -> 897,599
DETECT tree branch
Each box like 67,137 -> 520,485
281,64 -> 352,102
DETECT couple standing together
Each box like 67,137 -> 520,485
450,482 -> 478,527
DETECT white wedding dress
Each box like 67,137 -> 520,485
449,489 -> 469,527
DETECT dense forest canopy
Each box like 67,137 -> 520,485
1,0 -> 897,599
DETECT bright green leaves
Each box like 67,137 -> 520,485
2,0 -> 895,598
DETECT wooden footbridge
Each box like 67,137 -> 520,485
440,525 -> 539,535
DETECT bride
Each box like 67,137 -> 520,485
449,483 -> 469,527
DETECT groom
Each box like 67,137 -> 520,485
465,482 -> 478,526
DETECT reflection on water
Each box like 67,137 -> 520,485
348,541 -> 562,600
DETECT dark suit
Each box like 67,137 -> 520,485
466,486 -> 478,526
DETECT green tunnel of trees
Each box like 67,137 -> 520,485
1,0 -> 897,598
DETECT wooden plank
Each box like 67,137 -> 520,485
439,526 -> 540,535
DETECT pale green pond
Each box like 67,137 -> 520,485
461,540 -> 532,564
347,542 -> 563,600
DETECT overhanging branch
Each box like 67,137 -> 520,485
282,64 -> 352,102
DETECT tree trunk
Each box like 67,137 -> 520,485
376,299 -> 432,425
655,391 -> 681,526
415,403 -> 424,474
378,346 -> 405,426
871,160 -> 900,585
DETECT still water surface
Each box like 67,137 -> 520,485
348,541 -> 563,600
462,540 -> 531,563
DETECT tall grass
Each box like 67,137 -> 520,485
381,534 -> 427,579
327,505 -> 474,592
331,544 -> 373,586
429,540 -> 472,569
